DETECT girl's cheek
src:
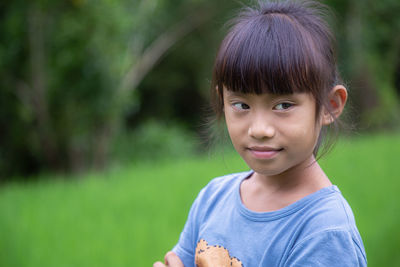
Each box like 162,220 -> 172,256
284,121 -> 317,142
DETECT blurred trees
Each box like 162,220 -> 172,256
329,0 -> 400,128
0,0 -> 226,178
0,0 -> 399,179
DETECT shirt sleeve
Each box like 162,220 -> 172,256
284,229 -> 367,267
172,191 -> 204,267
172,218 -> 196,267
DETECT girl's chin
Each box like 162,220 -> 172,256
246,164 -> 288,178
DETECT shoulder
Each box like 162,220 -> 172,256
299,186 -> 359,233
288,186 -> 367,264
196,170 -> 251,202
187,171 -> 251,218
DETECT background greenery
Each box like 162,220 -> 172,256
1,0 -> 400,178
0,134 -> 399,266
0,0 -> 399,266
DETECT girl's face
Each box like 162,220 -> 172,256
223,87 -> 322,177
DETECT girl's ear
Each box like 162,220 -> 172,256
321,85 -> 348,125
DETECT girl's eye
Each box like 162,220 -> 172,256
274,102 -> 293,110
233,102 -> 250,110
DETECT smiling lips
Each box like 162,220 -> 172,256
248,146 -> 283,159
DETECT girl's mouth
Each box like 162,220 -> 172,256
248,146 -> 283,159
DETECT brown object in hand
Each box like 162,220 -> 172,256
195,239 -> 243,267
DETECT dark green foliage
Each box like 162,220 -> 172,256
0,0 -> 232,179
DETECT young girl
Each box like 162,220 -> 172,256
154,0 -> 367,266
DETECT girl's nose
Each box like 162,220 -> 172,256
248,118 -> 275,139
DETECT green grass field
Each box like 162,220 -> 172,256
0,133 -> 399,266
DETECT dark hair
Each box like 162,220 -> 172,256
210,0 -> 343,156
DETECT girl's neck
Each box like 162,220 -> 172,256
240,156 -> 332,212
254,156 -> 330,191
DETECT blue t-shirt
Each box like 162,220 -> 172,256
173,171 -> 367,267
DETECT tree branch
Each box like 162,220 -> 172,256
27,4 -> 59,168
120,7 -> 215,94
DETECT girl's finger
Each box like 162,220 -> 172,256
153,261 -> 166,267
164,251 -> 184,267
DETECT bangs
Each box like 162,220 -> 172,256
213,5 -> 331,96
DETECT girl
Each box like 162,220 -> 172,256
154,0 -> 367,266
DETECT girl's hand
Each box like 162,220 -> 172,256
153,251 -> 184,267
